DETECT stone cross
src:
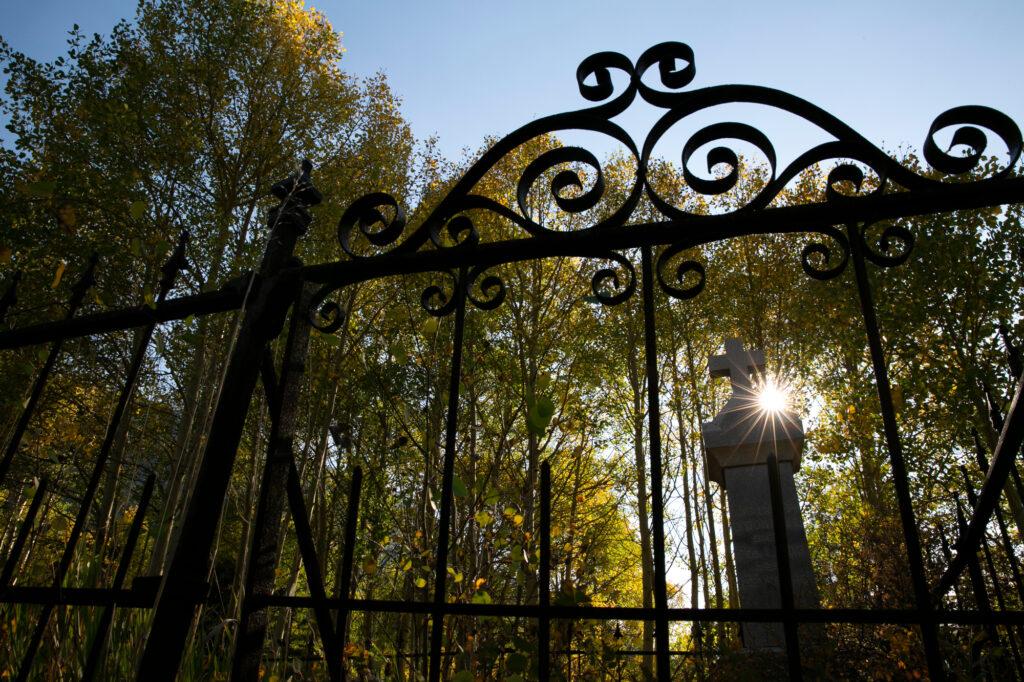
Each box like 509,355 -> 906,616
708,338 -> 765,395
701,338 -> 820,652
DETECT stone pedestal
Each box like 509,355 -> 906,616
700,339 -> 820,651
721,462 -> 819,649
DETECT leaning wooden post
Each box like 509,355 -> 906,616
137,161 -> 321,681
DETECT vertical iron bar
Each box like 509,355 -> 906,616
429,267 -> 468,682
335,466 -> 363,680
640,246 -> 671,682
81,473 -> 156,682
0,270 -> 22,325
286,457 -> 343,681
0,478 -> 47,587
233,282 -> 316,681
539,460 -> 551,682
767,452 -> 802,681
0,255 -> 97,487
138,162 -> 319,680
15,239 -> 185,682
848,223 -> 944,679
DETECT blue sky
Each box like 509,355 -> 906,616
2,1 -> 1023,170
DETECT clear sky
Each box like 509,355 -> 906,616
2,1 -> 1023,170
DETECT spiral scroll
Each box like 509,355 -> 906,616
308,286 -> 346,333
421,271 -> 461,318
800,227 -> 851,281
467,266 -> 507,311
306,41 -> 1022,327
656,244 -> 707,300
337,192 -> 407,258
589,252 -> 637,306
859,221 -> 915,268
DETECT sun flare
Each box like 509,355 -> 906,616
757,379 -> 789,414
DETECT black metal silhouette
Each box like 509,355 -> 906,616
0,42 -> 1022,681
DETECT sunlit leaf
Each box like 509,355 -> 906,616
51,260 -> 67,289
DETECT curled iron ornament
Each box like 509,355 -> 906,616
430,214 -> 479,251
421,271 -> 460,318
466,266 -> 507,311
800,227 -> 851,281
656,244 -> 707,300
308,286 -> 346,333
589,252 -> 637,306
312,40 -> 1022,314
421,267 -> 509,318
859,221 -> 915,268
518,146 -> 605,219
337,192 -> 407,258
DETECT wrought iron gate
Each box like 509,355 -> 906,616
1,41 -> 1024,681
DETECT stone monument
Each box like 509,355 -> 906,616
701,339 -> 819,650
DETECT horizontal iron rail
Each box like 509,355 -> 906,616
300,176 -> 1024,289
247,597 -> 1024,626
6,584 -> 1024,627
0,178 -> 1021,352
0,277 -> 249,349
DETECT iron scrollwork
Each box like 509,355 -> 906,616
307,40 -> 1022,327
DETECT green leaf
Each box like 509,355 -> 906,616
452,476 -> 469,497
470,590 -> 491,604
452,672 -> 473,682
474,510 -> 492,526
130,200 -> 148,220
526,395 -> 555,435
419,317 -> 438,337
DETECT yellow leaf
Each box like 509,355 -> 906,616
513,514 -> 524,526
362,559 -> 377,575
415,577 -> 426,588
474,577 -> 486,590
419,317 -> 438,337
51,260 -> 67,289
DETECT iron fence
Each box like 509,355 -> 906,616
0,41 -> 1023,681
